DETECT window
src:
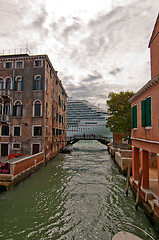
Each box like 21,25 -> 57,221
5,62 -> 12,69
141,96 -> 151,127
13,101 -> 23,117
16,61 -> 23,68
33,75 -> 42,90
56,128 -> 58,135
53,128 -> 55,136
33,126 -> 42,136
6,78 -> 12,89
34,100 -> 42,117
4,101 -> 10,114
59,95 -> 61,106
1,125 -> 9,136
53,88 -> 55,100
14,126 -> 20,136
0,101 -> 2,114
34,60 -> 42,67
13,143 -> 20,149
46,103 -> 48,118
14,77 -> 23,91
131,104 -> 137,128
0,78 -> 4,89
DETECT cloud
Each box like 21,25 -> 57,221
0,0 -> 158,109
109,68 -> 122,76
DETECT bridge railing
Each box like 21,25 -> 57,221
67,134 -> 111,141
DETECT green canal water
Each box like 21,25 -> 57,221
0,140 -> 159,240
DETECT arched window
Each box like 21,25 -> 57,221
17,77 -> 23,91
13,101 -> 23,116
0,100 -> 2,114
4,101 -> 10,114
0,78 -> 4,89
34,100 -> 42,117
33,75 -> 42,90
6,77 -> 12,89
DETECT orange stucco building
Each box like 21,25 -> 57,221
129,14 -> 159,216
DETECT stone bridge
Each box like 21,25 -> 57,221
67,134 -> 111,145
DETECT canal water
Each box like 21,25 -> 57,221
0,140 -> 159,240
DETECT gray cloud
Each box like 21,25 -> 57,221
109,67 -> 121,76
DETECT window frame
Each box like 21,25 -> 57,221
131,104 -> 137,129
1,125 -> 10,136
32,126 -> 42,137
12,143 -> 21,150
141,96 -> 151,128
13,125 -> 21,137
4,61 -> 13,69
16,61 -> 24,69
5,77 -> 12,90
33,100 -> 42,117
34,59 -> 42,68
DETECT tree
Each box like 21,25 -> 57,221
106,91 -> 134,141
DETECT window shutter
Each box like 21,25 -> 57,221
35,104 -> 41,116
40,127 -> 42,136
141,100 -> 146,127
14,77 -> 16,91
133,105 -> 137,128
21,105 -> 23,116
13,105 -> 16,116
21,77 -> 23,91
146,97 -> 151,126
131,107 -> 134,128
40,75 -> 42,90
33,76 -> 35,90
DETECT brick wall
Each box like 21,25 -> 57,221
11,152 -> 44,176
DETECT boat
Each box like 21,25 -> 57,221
111,222 -> 155,240
67,98 -> 113,139
61,144 -> 73,153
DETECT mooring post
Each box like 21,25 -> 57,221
135,170 -> 143,211
126,161 -> 131,196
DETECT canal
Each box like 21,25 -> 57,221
0,140 -> 159,240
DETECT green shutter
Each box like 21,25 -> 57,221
141,100 -> 146,127
146,97 -> 151,126
21,105 -> 23,116
14,77 -> 16,91
40,127 -> 42,136
13,105 -> 16,116
21,77 -> 23,91
133,105 -> 137,128
33,76 -> 35,90
131,107 -> 134,128
40,75 -> 42,90
35,104 -> 41,116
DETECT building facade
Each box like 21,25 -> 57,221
130,14 -> 159,216
0,53 -> 67,159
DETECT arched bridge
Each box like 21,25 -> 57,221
67,134 -> 111,146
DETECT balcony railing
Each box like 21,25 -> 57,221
0,89 -> 12,98
0,114 -> 11,122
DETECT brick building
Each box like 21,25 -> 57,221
0,52 -> 67,160
129,14 -> 159,215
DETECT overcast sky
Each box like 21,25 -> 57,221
0,0 -> 158,109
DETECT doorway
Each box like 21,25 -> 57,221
32,144 -> 40,155
1,143 -> 8,156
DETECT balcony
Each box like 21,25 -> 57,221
0,114 -> 11,123
0,89 -> 12,98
